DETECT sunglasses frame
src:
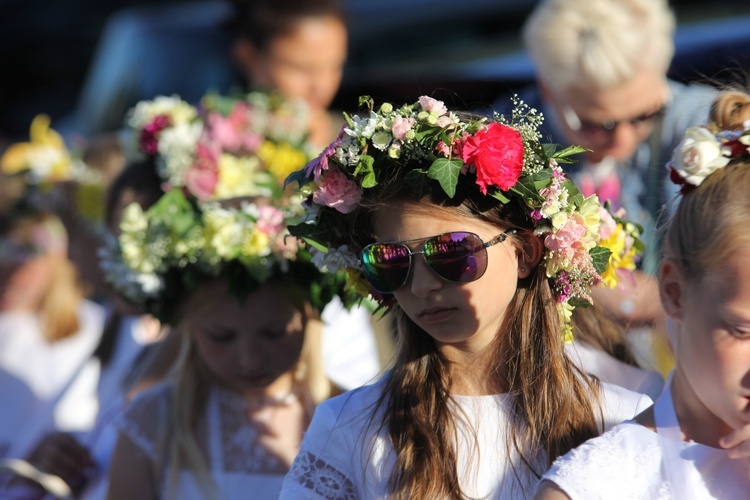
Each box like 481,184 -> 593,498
360,229 -> 517,293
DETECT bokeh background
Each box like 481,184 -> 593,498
1,0 -> 749,143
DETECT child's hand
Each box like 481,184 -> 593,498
720,424 -> 750,459
26,432 -> 96,492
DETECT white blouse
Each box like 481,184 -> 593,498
280,376 -> 653,499
114,381 -> 305,499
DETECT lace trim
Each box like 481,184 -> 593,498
287,451 -> 357,499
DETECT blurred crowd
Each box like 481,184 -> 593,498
0,0 -> 749,498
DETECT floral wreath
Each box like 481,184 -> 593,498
0,115 -> 105,221
122,91 -> 313,201
103,91 -> 347,324
668,119 -> 750,193
286,95 -> 643,333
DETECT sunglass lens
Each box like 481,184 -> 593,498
361,243 -> 411,293
424,232 -> 487,283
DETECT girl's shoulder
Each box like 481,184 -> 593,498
541,422 -> 669,499
597,381 -> 654,431
113,381 -> 175,463
315,374 -> 388,427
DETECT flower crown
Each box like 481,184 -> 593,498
0,115 -> 106,222
123,91 -> 313,201
286,95 -> 644,329
668,119 -> 750,193
104,91 -> 347,324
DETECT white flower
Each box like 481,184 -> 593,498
156,122 -> 203,186
127,95 -> 197,129
672,127 -> 730,186
310,245 -> 360,272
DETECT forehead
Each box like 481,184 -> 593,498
268,16 -> 347,56
372,201 -> 499,242
563,67 -> 667,119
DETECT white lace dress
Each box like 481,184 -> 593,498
114,381 -> 306,499
540,384 -> 750,499
280,376 -> 653,499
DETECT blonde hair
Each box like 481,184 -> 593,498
664,90 -> 750,280
4,212 -> 83,342
523,0 -> 675,91
162,284 -> 332,497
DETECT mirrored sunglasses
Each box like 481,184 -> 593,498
360,230 -> 516,293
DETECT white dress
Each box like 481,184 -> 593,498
540,382 -> 750,499
0,299 -> 105,459
113,381 -> 301,499
565,341 -> 665,400
280,376 -> 653,499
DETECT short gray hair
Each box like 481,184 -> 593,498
523,0 -> 675,93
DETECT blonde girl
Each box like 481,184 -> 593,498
535,90 -> 750,499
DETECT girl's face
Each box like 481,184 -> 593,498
372,201 -> 524,355
185,279 -> 307,398
665,250 -> 750,436
241,15 -> 347,114
0,254 -> 54,312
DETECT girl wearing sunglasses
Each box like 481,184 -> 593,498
280,95 -> 653,498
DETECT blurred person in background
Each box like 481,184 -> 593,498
512,0 -> 717,374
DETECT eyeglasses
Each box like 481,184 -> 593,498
561,104 -> 667,143
360,230 -> 516,293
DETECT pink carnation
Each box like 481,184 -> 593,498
205,105 -> 263,153
418,96 -> 447,116
461,123 -> 524,193
184,143 -> 219,201
312,166 -> 362,214
392,115 -> 415,141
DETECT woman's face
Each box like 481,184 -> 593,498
667,251 -> 750,437
0,254 -> 54,312
185,279 -> 308,397
372,201 -> 523,356
239,15 -> 347,114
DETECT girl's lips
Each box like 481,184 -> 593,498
418,307 -> 456,323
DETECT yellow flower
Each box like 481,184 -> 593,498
558,302 -> 575,343
1,114 -> 71,181
243,227 -> 271,257
346,269 -> 371,298
258,141 -> 307,184
215,153 -> 262,199
598,223 -> 637,288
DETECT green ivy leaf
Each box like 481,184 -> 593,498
427,158 -> 462,198
590,246 -> 612,275
489,190 -> 511,203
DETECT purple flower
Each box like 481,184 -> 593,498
305,131 -> 343,181
139,114 -> 171,155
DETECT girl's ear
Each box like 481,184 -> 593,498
658,258 -> 684,320
518,232 -> 544,279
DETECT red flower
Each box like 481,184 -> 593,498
139,114 -> 171,155
461,123 -> 524,193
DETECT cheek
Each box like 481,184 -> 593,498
272,331 -> 306,373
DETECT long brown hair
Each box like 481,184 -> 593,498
350,172 -> 602,498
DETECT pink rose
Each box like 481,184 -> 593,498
392,115 -> 415,141
418,96 -> 447,116
184,143 -> 219,200
312,166 -> 362,213
461,123 -> 524,193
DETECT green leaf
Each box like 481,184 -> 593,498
590,246 -> 612,275
542,143 -> 558,159
551,145 -> 590,164
284,167 -> 310,189
510,175 -> 544,202
427,158 -> 462,198
355,155 -> 377,188
489,190 -> 511,203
